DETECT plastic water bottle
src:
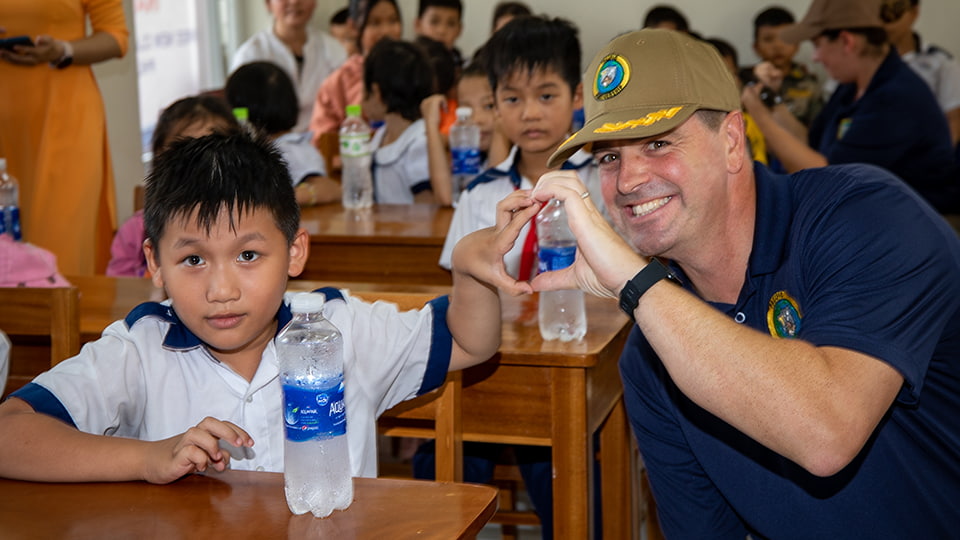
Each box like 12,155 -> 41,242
449,106 -> 481,204
537,199 -> 586,341
0,158 -> 22,241
277,292 -> 353,517
339,104 -> 374,209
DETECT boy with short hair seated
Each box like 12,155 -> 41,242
226,60 -> 341,206
439,15 -> 605,279
0,131 -> 515,483
362,38 -> 437,203
432,16 -> 604,537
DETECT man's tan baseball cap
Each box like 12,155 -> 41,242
779,0 -> 885,44
548,29 -> 740,168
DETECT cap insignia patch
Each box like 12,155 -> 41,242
594,54 -> 630,101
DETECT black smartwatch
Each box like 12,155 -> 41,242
618,258 -> 678,321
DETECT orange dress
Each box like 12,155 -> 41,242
309,54 -> 365,144
0,0 -> 129,275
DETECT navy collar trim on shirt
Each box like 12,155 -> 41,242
466,145 -> 593,192
124,294 -> 310,351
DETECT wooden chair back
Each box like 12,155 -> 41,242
347,290 -> 464,482
0,286 -> 81,397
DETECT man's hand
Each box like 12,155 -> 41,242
530,171 -> 646,298
142,417 -> 253,484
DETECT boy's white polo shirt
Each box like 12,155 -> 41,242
439,146 -> 604,277
15,288 -> 452,478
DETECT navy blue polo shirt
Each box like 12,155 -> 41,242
621,162 -> 960,539
809,50 -> 955,191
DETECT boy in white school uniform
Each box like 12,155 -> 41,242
362,39 -> 437,204
0,131 -> 517,483
439,16 -> 605,280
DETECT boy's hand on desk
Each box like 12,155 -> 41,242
143,417 -> 253,484
453,190 -> 538,296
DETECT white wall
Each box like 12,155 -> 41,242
96,0 -> 145,228
243,0 -> 960,73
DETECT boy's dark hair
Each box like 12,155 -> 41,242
151,95 -> 238,158
753,6 -> 794,40
363,38 -> 434,121
415,35 -> 458,96
491,1 -> 531,31
144,132 -> 300,259
705,37 -> 738,68
643,5 -> 690,32
461,44 -> 488,80
330,7 -> 350,25
484,15 -> 581,93
418,0 -> 462,19
225,61 -> 298,136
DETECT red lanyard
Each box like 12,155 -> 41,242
517,217 -> 538,280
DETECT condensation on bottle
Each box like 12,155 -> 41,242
339,104 -> 374,209
0,158 -> 22,241
277,292 -> 353,517
536,199 -> 587,341
449,106 -> 481,205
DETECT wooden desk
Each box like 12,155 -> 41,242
299,203 -> 454,285
0,470 -> 497,539
68,275 -> 633,539
385,292 -> 634,539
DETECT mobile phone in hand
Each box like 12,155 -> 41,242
0,35 -> 34,51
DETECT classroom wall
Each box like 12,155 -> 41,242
96,0 -> 145,231
243,0 -> 960,73
105,0 -> 960,226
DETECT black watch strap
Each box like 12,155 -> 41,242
618,258 -> 677,321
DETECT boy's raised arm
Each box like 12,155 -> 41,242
0,397 -> 252,483
446,190 -> 539,370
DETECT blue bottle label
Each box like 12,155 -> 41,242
8,207 -> 21,241
283,380 -> 347,442
451,147 -> 481,175
538,245 -> 576,273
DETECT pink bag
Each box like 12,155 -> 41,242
0,235 -> 72,287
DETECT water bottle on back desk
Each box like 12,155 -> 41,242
339,105 -> 374,209
0,158 -> 22,240
449,107 -> 481,204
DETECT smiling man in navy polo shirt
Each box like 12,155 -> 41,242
490,25 -> 960,539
